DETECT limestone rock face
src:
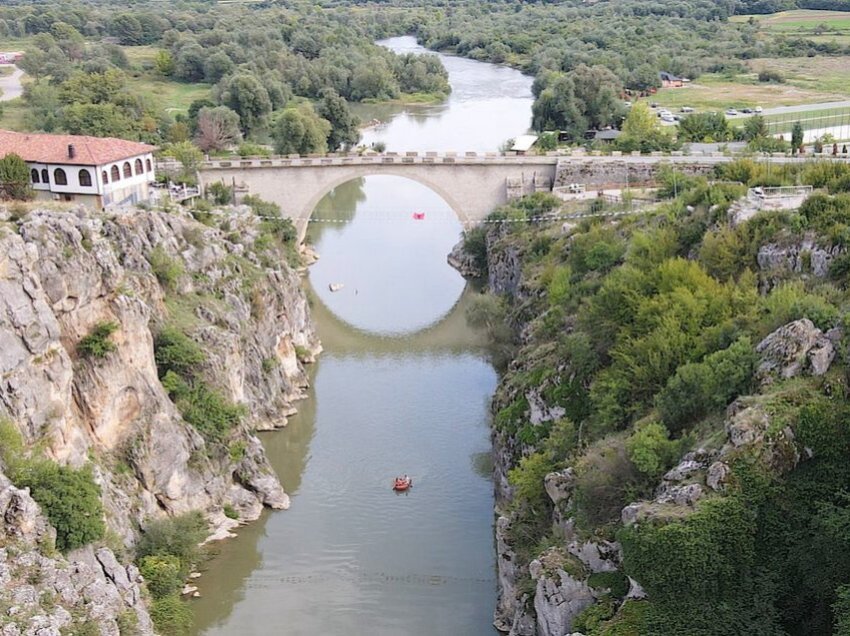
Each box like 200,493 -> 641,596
0,472 -> 153,635
447,238 -> 484,278
529,551 -> 595,636
0,206 -> 319,542
494,516 -> 535,636
757,236 -> 844,283
756,318 -> 835,383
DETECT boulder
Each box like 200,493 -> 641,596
756,319 -> 835,383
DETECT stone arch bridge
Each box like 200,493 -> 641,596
193,151 -> 807,240
197,152 -> 558,240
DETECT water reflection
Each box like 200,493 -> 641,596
307,176 -> 467,336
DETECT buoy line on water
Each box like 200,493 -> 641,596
244,570 -> 496,588
252,207 -> 649,226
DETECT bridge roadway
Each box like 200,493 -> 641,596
194,151 -> 841,240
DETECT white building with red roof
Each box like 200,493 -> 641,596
0,130 -> 157,209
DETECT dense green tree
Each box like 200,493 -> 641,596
174,44 -> 206,83
0,153 -> 34,200
203,51 -> 234,84
792,121 -> 804,154
743,115 -> 769,141
272,104 -> 331,156
317,89 -> 360,151
109,14 -> 143,45
215,73 -> 272,136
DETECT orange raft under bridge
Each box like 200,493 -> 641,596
393,476 -> 413,492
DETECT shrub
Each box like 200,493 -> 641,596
161,371 -> 245,443
574,437 -> 644,530
136,511 -> 207,569
149,594 -> 192,636
139,555 -> 184,598
223,504 -> 239,519
757,69 -> 784,83
148,247 -> 184,291
238,142 -> 271,158
462,226 -> 488,275
508,452 -> 555,511
154,328 -> 205,379
77,321 -> 119,359
587,570 -> 631,598
206,181 -> 232,206
14,461 -> 105,552
758,281 -> 839,333
242,195 -> 281,218
656,337 -> 757,434
625,421 -> 681,479
0,153 -> 34,201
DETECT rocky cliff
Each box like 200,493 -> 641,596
0,202 -> 319,629
0,469 -> 154,635
451,187 -> 850,635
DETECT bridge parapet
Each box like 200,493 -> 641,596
195,153 -> 561,170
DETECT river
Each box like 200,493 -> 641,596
190,36 -> 533,636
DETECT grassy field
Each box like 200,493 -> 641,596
649,67 -> 849,112
731,9 -> 850,31
0,100 -> 29,131
127,77 -> 212,115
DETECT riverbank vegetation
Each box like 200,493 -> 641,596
4,0 -> 850,154
0,0 -> 450,152
469,160 -> 850,633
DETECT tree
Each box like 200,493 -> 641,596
743,115 -> 768,141
17,48 -> 50,82
110,14 -> 143,45
168,141 -> 203,180
154,50 -> 175,77
570,64 -> 624,131
174,44 -> 206,83
792,121 -> 804,155
0,153 -> 34,200
62,103 -> 137,138
678,112 -> 731,142
317,89 -> 360,151
272,104 -> 331,156
194,106 -> 242,152
203,52 -> 234,84
621,102 -> 658,140
215,73 -> 272,136
531,72 -> 584,137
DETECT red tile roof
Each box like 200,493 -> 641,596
0,130 -> 156,166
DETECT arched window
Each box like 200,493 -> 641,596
111,165 -> 120,181
102,170 -> 109,185
134,158 -> 143,175
78,169 -> 92,187
31,169 -> 40,184
54,168 -> 68,186
41,169 -> 49,183
145,158 -> 152,172
123,162 -> 132,179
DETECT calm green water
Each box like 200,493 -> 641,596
190,36 -> 532,636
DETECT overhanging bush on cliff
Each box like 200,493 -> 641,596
0,421 -> 105,553
14,460 -> 105,553
656,337 -> 757,434
155,327 -> 245,445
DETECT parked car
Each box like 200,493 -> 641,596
651,102 -> 659,108
725,108 -> 738,116
754,106 -> 763,113
680,106 -> 694,113
742,107 -> 753,114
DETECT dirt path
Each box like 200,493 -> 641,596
0,65 -> 24,102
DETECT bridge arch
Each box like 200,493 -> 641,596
298,167 -> 472,228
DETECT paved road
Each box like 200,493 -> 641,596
0,65 -> 24,102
